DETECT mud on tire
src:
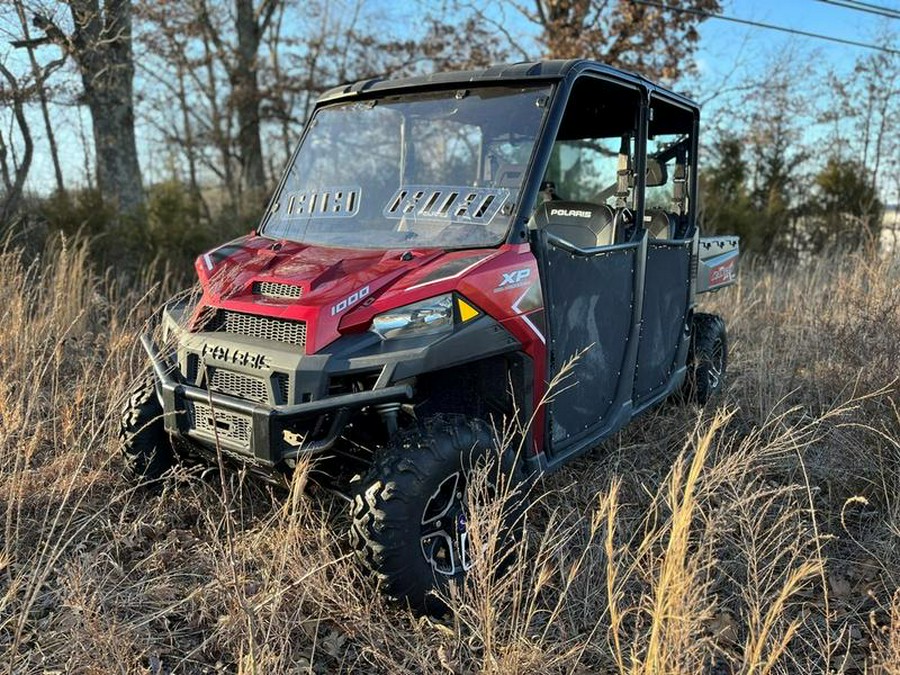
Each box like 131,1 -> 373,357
682,312 -> 728,406
119,375 -> 175,482
348,414 -> 528,614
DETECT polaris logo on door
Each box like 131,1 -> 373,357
331,285 -> 370,316
550,208 -> 592,218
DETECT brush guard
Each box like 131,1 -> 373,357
141,334 -> 412,466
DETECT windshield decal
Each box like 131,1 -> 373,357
271,187 -> 361,219
383,186 -> 509,225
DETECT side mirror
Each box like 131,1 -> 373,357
646,158 -> 668,187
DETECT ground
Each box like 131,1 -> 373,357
1,237 -> 898,673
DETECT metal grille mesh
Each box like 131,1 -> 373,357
253,281 -> 302,299
185,353 -> 199,384
273,372 -> 290,404
205,309 -> 307,347
207,368 -> 268,404
185,400 -> 251,448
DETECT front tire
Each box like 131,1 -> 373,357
682,312 -> 728,405
348,415 -> 526,614
119,375 -> 175,482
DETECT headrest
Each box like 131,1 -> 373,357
645,209 -> 674,240
646,158 -> 668,187
534,201 -> 611,228
532,201 -> 617,248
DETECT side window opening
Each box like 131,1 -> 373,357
531,76 -> 642,249
644,98 -> 695,240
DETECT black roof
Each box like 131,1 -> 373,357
317,59 -> 697,111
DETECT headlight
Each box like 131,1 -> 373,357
370,294 -> 454,340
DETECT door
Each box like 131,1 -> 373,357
539,234 -> 640,450
528,74 -> 646,456
633,241 -> 691,403
632,96 -> 698,403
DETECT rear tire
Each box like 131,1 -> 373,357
119,375 -> 175,482
348,414 -> 527,614
682,313 -> 728,405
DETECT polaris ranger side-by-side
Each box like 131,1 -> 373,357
121,60 -> 739,611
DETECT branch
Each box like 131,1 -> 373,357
0,61 -> 33,220
195,0 -> 226,54
10,36 -> 50,49
41,55 -> 68,81
258,0 -> 280,37
458,1 -> 532,61
32,12 -> 70,48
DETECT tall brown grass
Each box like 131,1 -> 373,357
0,237 -> 897,673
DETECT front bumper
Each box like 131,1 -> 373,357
142,334 -> 412,466
147,294 -> 521,467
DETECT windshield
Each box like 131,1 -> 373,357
262,85 -> 552,249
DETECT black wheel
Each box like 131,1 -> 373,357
348,414 -> 528,614
682,312 -> 728,405
119,375 -> 175,482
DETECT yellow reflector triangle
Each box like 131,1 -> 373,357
457,298 -> 479,322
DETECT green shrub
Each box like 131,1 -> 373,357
26,182 -> 257,285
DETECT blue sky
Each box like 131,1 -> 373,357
689,0 -> 898,194
709,0 -> 897,46
694,0 -> 898,85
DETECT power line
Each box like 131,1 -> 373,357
840,0 -> 900,15
631,0 -> 900,55
834,0 -> 900,16
814,0 -> 900,20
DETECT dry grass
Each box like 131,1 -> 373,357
0,236 -> 898,674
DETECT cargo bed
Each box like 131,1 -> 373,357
697,236 -> 739,293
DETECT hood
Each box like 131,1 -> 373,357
194,235 -> 444,353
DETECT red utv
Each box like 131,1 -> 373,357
121,60 -> 739,611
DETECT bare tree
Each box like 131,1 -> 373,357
134,0 -> 509,218
0,60 -> 33,222
137,0 -> 243,211
11,0 -> 65,194
20,0 -> 143,215
136,1 -> 212,217
193,0 -> 280,202
818,37 -> 899,251
831,45 -> 899,197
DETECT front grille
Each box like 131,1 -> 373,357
273,372 -> 290,405
253,281 -> 302,300
185,353 -> 200,384
204,309 -> 307,347
185,400 -> 251,448
207,368 -> 268,404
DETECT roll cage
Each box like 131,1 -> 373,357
294,60 -> 701,251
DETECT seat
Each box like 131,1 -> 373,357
645,209 -> 675,240
493,162 -> 528,188
533,201 -> 616,248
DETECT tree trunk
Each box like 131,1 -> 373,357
175,62 -> 211,221
0,63 -> 33,223
234,0 -> 266,199
85,91 -> 144,215
66,0 -> 144,215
